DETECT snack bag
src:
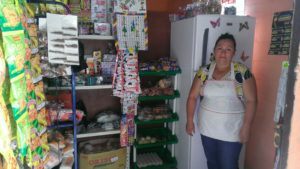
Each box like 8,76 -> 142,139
120,114 -> 128,147
0,41 -> 19,169
0,2 -> 23,31
2,30 -> 30,158
34,81 -> 46,108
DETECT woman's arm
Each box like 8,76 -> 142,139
186,75 -> 202,136
240,76 -> 257,143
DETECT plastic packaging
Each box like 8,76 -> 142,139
0,41 -> 19,169
2,29 -> 30,158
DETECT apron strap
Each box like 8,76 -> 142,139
208,62 -> 235,80
230,63 -> 235,80
208,62 -> 216,80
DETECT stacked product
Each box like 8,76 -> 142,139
169,0 -> 222,22
76,0 -> 114,35
45,131 -> 74,169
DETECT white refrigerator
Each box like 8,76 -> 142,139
170,15 -> 255,169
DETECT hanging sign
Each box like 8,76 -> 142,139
47,13 -> 79,65
268,10 -> 293,55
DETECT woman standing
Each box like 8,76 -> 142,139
186,33 -> 257,169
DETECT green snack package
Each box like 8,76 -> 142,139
0,2 -> 23,32
0,40 -> 20,169
2,29 -> 30,158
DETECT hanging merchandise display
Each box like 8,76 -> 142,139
113,49 -> 140,147
112,3 -> 148,169
0,0 -> 55,168
1,3 -> 31,163
114,0 -> 147,14
115,14 -> 148,50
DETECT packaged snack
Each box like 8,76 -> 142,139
120,114 -> 128,147
0,3 -> 23,31
60,156 -> 74,169
94,22 -> 111,35
2,30 -> 30,157
0,45 -> 19,169
44,149 -> 61,169
34,81 -> 46,108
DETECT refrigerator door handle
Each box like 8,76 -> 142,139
201,28 -> 209,67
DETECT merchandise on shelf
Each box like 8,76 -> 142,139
45,131 -> 74,169
137,105 -> 172,121
169,0 -> 222,22
141,79 -> 175,97
46,102 -> 84,125
77,110 -> 120,134
91,0 -> 107,23
136,153 -> 163,168
94,22 -> 111,35
79,138 -> 126,169
139,57 -> 180,72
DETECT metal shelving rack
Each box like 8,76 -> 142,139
47,84 -> 112,90
78,35 -> 115,40
71,71 -> 78,169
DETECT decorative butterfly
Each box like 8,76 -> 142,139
210,17 -> 220,28
239,21 -> 249,32
240,51 -> 249,62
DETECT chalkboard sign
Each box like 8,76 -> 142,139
268,10 -> 293,55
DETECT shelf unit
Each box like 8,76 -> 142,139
78,35 -> 115,40
74,35 -> 118,142
134,70 -> 181,169
47,84 -> 112,90
45,34 -> 117,168
77,129 -> 120,139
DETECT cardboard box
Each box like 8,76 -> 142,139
80,148 -> 126,169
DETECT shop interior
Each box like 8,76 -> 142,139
0,0 -> 299,169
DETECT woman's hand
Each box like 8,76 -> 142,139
186,121 -> 195,136
239,124 -> 251,143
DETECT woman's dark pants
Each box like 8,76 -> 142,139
201,135 -> 242,169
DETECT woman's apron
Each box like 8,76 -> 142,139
199,63 -> 245,142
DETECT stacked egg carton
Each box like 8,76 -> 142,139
136,153 -> 163,168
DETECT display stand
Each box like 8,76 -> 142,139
133,70 -> 181,169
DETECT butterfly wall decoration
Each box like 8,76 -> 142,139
210,17 -> 220,28
240,51 -> 249,62
239,21 -> 249,32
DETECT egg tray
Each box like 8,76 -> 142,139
134,128 -> 178,149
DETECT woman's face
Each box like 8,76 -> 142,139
214,39 -> 235,67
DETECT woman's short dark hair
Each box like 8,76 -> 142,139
214,33 -> 236,50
